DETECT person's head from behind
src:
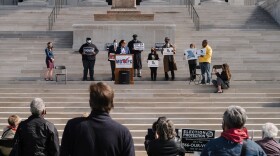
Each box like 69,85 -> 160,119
222,63 -> 231,80
190,43 -> 195,49
8,115 -> 21,128
202,40 -> 208,48
156,119 -> 176,140
86,37 -> 92,44
89,82 -> 114,113
30,98 -> 46,117
152,116 -> 167,133
47,42 -> 53,49
222,105 -> 247,131
150,47 -> 157,55
119,40 -> 126,48
262,122 -> 278,139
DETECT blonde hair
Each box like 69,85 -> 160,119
8,115 -> 21,127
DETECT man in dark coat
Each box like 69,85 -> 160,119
10,98 -> 59,156
60,82 -> 135,156
161,37 -> 177,81
128,34 -> 143,77
79,37 -> 99,81
108,39 -> 118,81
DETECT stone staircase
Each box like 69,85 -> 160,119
0,2 -> 280,156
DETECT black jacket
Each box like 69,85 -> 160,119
60,110 -> 135,156
147,53 -> 159,61
79,43 -> 99,61
11,115 -> 59,156
147,138 -> 185,156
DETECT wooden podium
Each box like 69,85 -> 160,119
114,54 -> 134,84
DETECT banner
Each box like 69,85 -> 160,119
108,53 -> 115,61
196,48 -> 206,56
133,43 -> 145,51
83,47 -> 95,55
184,49 -> 197,60
148,60 -> 159,67
181,129 -> 215,153
163,48 -> 174,55
115,55 -> 133,68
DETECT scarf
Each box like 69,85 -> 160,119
221,127 -> 249,143
7,125 -> 17,131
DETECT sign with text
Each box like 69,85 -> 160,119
115,55 -> 133,69
181,129 -> 215,153
148,60 -> 159,67
133,43 -> 145,51
108,53 -> 115,61
196,48 -> 206,56
184,49 -> 198,60
155,43 -> 165,51
83,47 -> 95,55
163,48 -> 174,55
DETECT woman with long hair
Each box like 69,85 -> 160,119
212,63 -> 231,93
116,40 -> 130,54
147,48 -> 159,81
44,42 -> 54,81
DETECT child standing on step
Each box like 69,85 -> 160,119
147,48 -> 159,81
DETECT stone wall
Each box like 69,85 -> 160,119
259,0 -> 280,25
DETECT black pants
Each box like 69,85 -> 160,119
189,63 -> 196,81
110,61 -> 115,80
150,67 -> 157,81
83,60 -> 95,80
212,77 -> 229,89
165,62 -> 175,80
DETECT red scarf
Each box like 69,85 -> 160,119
7,126 -> 17,131
221,128 -> 249,143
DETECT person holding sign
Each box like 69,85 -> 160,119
161,37 -> 177,81
79,37 -> 99,81
108,39 -> 118,81
116,40 -> 130,55
201,106 -> 266,156
128,34 -> 143,77
184,43 -> 197,81
199,40 -> 212,85
147,48 -> 159,81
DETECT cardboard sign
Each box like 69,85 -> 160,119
196,48 -> 206,56
83,47 -> 95,55
184,49 -> 197,60
163,48 -> 174,55
181,129 -> 215,153
108,53 -> 115,61
155,43 -> 165,51
148,60 -> 159,67
133,43 -> 145,51
115,55 -> 133,69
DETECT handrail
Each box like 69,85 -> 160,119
186,0 -> 200,31
48,0 -> 64,31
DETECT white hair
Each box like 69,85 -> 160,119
30,98 -> 45,115
262,122 -> 278,138
223,105 -> 247,129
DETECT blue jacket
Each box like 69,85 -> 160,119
116,46 -> 130,54
201,137 -> 267,156
45,48 -> 54,60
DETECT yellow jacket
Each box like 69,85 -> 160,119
199,45 -> 212,63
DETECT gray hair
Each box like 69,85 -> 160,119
223,105 -> 247,129
262,122 -> 278,138
30,98 -> 45,116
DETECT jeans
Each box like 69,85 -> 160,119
212,77 -> 229,89
200,62 -> 211,83
83,60 -> 95,80
110,61 -> 115,80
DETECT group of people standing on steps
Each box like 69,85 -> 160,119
44,36 -> 231,93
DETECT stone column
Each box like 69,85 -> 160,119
112,0 -> 136,8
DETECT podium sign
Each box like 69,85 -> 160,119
83,47 -> 95,55
134,43 -> 145,51
148,60 -> 159,67
108,53 -> 115,61
163,48 -> 174,55
196,48 -> 206,56
184,49 -> 197,60
115,55 -> 133,69
181,129 -> 215,153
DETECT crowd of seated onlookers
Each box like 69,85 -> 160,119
1,83 -> 279,156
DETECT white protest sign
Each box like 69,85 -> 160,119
83,47 -> 95,55
184,49 -> 198,60
115,55 -> 133,68
133,43 -> 145,51
108,53 -> 115,61
163,48 -> 174,55
196,48 -> 206,56
148,60 -> 159,67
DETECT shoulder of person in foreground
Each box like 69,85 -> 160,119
246,139 -> 267,156
200,137 -> 226,156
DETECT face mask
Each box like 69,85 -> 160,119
86,40 -> 92,44
114,42 -> 118,47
